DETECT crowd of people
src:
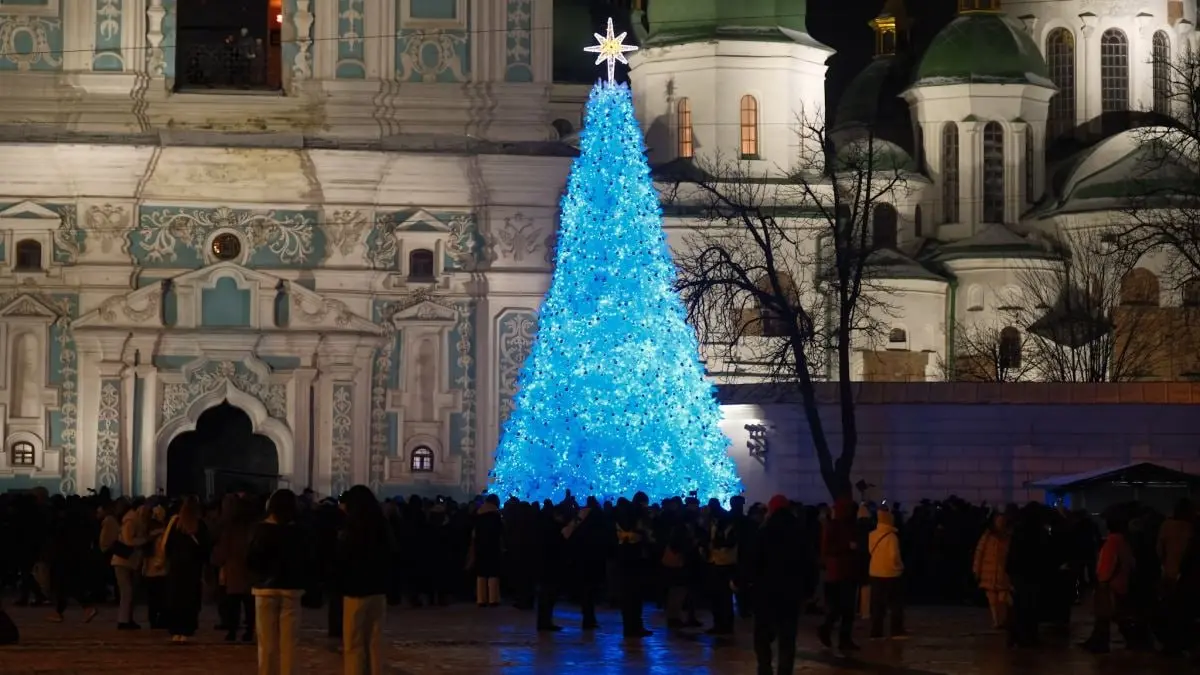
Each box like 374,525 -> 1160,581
1,485 -> 1198,675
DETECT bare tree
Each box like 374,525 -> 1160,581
1015,230 -> 1166,381
941,320 -> 1039,383
1109,45 -> 1200,285
670,115 -> 911,500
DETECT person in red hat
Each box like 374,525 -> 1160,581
746,495 -> 811,675
818,497 -> 862,655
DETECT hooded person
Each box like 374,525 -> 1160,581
818,497 -> 861,654
749,495 -> 808,675
867,509 -> 906,639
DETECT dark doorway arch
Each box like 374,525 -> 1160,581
166,401 -> 278,498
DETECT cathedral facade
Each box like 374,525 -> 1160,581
0,0 -> 574,498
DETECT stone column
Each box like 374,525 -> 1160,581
314,358 -> 359,497
95,361 -> 125,494
290,367 -> 318,491
120,363 -> 137,496
136,365 -> 159,496
1079,16 -> 1097,128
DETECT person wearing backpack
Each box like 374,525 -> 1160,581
867,508 -> 906,639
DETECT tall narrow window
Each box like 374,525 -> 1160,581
914,205 -> 923,238
941,123 -> 959,223
14,240 -> 41,271
872,204 -> 898,249
408,249 -> 435,280
739,95 -> 759,158
1100,29 -> 1129,113
1152,31 -> 1171,116
999,327 -> 1022,370
982,122 -> 1005,223
1046,28 -> 1076,138
677,98 -> 694,159
1025,125 -> 1035,203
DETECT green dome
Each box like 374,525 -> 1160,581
913,13 -> 1053,88
645,0 -> 809,46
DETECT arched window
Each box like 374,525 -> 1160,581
1120,268 -> 1160,306
999,327 -> 1022,370
756,273 -> 797,337
14,239 -> 41,271
677,98 -> 694,159
551,118 -> 574,140
1152,31 -> 1171,116
914,205 -> 923,238
1100,29 -> 1129,113
872,204 -> 898,249
1046,28 -> 1076,139
941,122 -> 959,223
1025,125 -> 1035,203
10,441 -> 34,467
408,248 -> 435,280
410,446 -> 434,473
967,285 -> 985,311
888,327 -> 908,346
739,95 -> 759,158
982,122 -> 1005,223
1182,277 -> 1200,307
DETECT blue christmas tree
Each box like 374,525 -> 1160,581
488,77 -> 743,504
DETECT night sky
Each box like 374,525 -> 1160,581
572,0 -> 962,114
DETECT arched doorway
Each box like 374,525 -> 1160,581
166,401 -> 278,498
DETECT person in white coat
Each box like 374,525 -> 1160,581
867,508 -> 905,639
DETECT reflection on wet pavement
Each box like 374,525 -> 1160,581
0,602 -> 1189,674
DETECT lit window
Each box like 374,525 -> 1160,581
1100,29 -> 1129,113
941,123 -> 959,223
677,98 -> 694,159
409,249 -> 436,280
411,446 -> 434,473
15,240 -> 41,271
1046,28 -> 1076,138
10,441 -> 34,467
1152,31 -> 1171,116
982,122 -> 1004,223
739,95 -> 759,158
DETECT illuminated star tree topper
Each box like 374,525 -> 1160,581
583,17 -> 638,84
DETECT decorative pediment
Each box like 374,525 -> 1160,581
393,209 -> 452,232
73,262 -> 381,334
0,294 -> 60,319
73,284 -> 163,330
0,201 -> 61,221
287,282 -> 382,334
391,300 -> 459,326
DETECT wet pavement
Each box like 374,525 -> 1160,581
0,600 -> 1188,674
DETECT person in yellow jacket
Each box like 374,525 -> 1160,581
866,509 -> 906,639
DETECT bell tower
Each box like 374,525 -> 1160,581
628,0 -> 832,173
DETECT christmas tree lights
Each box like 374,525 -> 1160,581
487,73 -> 743,504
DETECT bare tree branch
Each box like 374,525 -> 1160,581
670,113 -> 913,499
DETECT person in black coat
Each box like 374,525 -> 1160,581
534,503 -> 568,631
1006,503 -> 1051,648
164,496 -> 209,642
47,497 -> 98,624
748,496 -> 810,675
336,485 -> 396,675
247,488 -> 311,673
471,494 -> 504,607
